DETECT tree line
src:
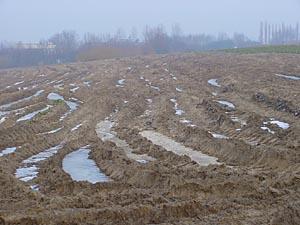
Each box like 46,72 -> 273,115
0,24 -> 259,69
259,22 -> 300,45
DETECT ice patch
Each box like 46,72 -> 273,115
208,79 -> 221,87
0,90 -> 44,111
209,132 -> 229,139
14,81 -> 24,86
70,87 -> 80,93
15,144 -> 63,182
150,86 -> 160,91
176,87 -> 183,92
96,120 -> 155,163
62,147 -> 111,183
140,131 -> 220,166
84,81 -> 92,87
71,123 -> 82,132
146,99 -> 153,104
170,99 -> 185,116
118,79 -> 125,85
0,147 -> 17,157
275,74 -> 300,81
0,117 -> 6,125
230,116 -> 247,126
43,127 -> 63,134
17,105 -> 51,122
216,100 -> 235,110
47,93 -> 79,120
261,126 -> 275,134
263,119 -> 290,129
47,93 -> 64,101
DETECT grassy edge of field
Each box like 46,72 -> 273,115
218,45 -> 300,54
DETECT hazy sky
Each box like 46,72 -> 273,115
1,0 -> 300,42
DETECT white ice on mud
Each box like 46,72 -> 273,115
216,100 -> 235,110
140,131 -> 220,166
47,93 -> 79,121
0,147 -> 17,157
0,117 -> 6,125
62,147 -> 111,183
117,79 -> 125,85
14,81 -> 25,86
15,144 -> 64,182
208,79 -> 221,87
208,132 -> 229,139
263,119 -> 290,130
96,120 -> 155,163
176,87 -> 183,92
0,90 -> 44,111
261,126 -> 275,134
16,105 -> 51,122
70,87 -> 80,93
170,99 -> 185,116
275,74 -> 300,81
42,127 -> 63,134
71,123 -> 82,132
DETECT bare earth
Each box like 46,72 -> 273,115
0,53 -> 299,225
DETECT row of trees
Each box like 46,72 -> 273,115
259,22 -> 300,45
0,24 -> 257,69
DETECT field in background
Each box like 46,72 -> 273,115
221,45 -> 300,54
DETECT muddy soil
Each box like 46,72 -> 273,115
0,53 -> 299,224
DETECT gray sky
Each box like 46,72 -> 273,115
1,0 -> 300,42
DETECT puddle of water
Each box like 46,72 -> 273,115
140,131 -> 220,166
216,100 -> 235,110
261,126 -> 275,134
0,147 -> 17,157
208,79 -> 221,87
275,74 -> 300,81
17,105 -> 51,122
15,144 -> 63,182
96,120 -> 155,163
71,123 -> 82,132
62,147 -> 111,184
209,132 -> 229,139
